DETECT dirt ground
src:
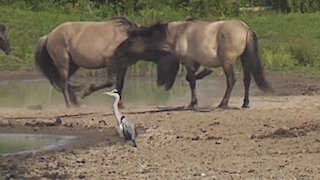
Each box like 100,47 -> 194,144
0,72 -> 320,179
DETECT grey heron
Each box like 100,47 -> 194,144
104,89 -> 137,147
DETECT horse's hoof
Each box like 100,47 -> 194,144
82,85 -> 94,99
81,93 -> 88,99
187,101 -> 198,109
81,89 -> 90,99
242,104 -> 250,109
187,104 -> 195,109
217,104 -> 229,109
118,103 -> 125,109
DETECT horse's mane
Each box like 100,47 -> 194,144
128,22 -> 168,42
0,24 -> 6,32
112,17 -> 137,28
185,17 -> 198,22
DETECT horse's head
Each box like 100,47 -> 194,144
156,57 -> 180,90
115,23 -> 168,60
0,24 -> 11,55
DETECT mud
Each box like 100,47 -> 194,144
0,72 -> 320,179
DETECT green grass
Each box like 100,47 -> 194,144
239,13 -> 320,74
0,6 -> 319,76
0,6 -> 100,71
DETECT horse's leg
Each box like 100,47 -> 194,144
185,65 -> 197,108
82,63 -> 118,99
82,81 -> 114,99
49,47 -> 75,107
195,68 -> 213,80
58,68 -> 73,107
241,59 -> 251,108
218,64 -> 236,109
67,62 -> 79,106
193,62 -> 213,80
115,67 -> 127,109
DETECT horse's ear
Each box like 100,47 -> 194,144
130,17 -> 140,27
0,25 -> 5,32
128,26 -> 146,36
128,28 -> 138,36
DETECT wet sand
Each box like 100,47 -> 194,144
0,72 -> 320,179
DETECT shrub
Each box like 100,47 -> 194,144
289,40 -> 316,66
263,48 -> 295,70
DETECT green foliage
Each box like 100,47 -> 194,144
289,40 -> 317,66
238,13 -> 320,74
287,0 -> 320,13
0,2 -> 320,75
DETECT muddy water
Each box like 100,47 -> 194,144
0,133 -> 77,156
0,76 -> 262,108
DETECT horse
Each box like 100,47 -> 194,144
112,19 -> 273,108
35,18 -> 138,107
0,24 -> 11,55
35,18 -> 212,108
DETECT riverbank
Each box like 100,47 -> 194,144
0,72 -> 320,179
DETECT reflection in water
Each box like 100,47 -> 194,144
0,77 -> 189,108
0,76 -> 258,108
0,133 -> 77,156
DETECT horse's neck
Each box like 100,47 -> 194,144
166,22 -> 188,50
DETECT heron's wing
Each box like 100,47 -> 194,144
121,116 -> 136,140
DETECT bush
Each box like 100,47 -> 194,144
263,48 -> 295,70
287,0 -> 320,13
289,40 -> 316,66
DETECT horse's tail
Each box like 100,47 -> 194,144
241,30 -> 273,92
35,36 -> 63,91
35,36 -> 82,93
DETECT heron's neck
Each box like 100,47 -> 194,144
113,96 -> 123,122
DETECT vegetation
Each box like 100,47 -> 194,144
0,0 -> 319,75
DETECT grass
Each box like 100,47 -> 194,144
0,6 -> 319,76
239,13 -> 320,74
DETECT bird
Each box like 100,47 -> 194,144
104,89 -> 137,147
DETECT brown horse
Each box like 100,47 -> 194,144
113,19 -> 273,108
0,24 -> 11,55
35,18 -> 138,107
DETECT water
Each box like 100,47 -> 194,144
0,77 -> 190,108
0,133 -> 77,156
0,76 -> 260,108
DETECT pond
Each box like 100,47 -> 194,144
0,133 -> 77,156
0,76 -> 242,108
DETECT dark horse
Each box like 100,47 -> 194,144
0,24 -> 11,55
112,20 -> 273,108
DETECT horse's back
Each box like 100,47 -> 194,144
170,20 -> 249,67
46,20 -> 131,68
